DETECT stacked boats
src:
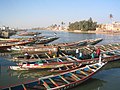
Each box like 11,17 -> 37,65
1,34 -> 120,90
8,38 -> 103,54
0,36 -> 59,51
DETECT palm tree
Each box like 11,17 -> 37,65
109,14 -> 113,22
61,22 -> 65,30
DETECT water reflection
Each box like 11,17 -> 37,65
7,69 -> 52,79
103,60 -> 120,70
70,78 -> 106,90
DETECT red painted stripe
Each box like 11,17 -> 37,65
26,64 -> 30,66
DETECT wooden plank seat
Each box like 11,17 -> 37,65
72,70 -> 87,78
89,65 -> 98,69
72,73 -> 85,79
61,74 -> 75,82
24,81 -> 46,90
82,67 -> 94,73
51,76 -> 68,86
43,79 -> 56,88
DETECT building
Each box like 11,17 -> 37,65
96,22 -> 120,32
0,26 -> 17,38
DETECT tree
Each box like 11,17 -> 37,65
68,18 -> 97,31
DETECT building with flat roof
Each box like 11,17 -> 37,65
96,22 -> 120,32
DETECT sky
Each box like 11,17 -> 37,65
0,0 -> 120,28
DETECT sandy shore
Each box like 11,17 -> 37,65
33,29 -> 120,35
67,30 -> 120,35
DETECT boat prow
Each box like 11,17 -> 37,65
9,66 -> 29,71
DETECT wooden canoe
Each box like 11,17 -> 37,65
9,56 -> 80,70
62,43 -> 120,56
49,51 -> 120,73
9,43 -> 120,62
18,32 -> 41,36
35,36 -> 59,44
9,50 -> 120,71
1,62 -> 106,90
0,39 -> 36,50
9,38 -> 102,53
0,38 -> 20,42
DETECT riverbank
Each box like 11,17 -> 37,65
60,30 -> 120,35
28,29 -> 120,35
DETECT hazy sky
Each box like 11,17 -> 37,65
0,0 -> 120,28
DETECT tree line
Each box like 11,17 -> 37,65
68,17 -> 97,31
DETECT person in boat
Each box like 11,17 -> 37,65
91,50 -> 95,59
24,52 -> 30,59
79,51 -> 83,59
96,48 -> 101,57
56,46 -> 63,57
75,48 -> 79,59
48,50 -> 52,55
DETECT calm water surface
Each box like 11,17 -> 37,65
0,30 -> 120,90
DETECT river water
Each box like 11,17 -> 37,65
0,30 -> 120,90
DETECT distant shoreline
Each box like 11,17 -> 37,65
52,29 -> 120,35
30,29 -> 120,35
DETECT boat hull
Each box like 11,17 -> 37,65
2,62 -> 106,90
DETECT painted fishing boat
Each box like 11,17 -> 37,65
9,43 -> 120,63
8,38 -> 103,54
49,51 -> 120,73
0,38 -> 20,42
36,38 -> 103,47
9,63 -> 74,70
62,43 -> 120,56
9,56 -> 80,70
9,49 -> 120,71
35,36 -> 59,44
0,39 -> 35,50
1,62 -> 106,90
18,32 -> 41,36
50,62 -> 82,73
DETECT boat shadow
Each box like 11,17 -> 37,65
69,78 -> 106,90
7,69 -> 53,79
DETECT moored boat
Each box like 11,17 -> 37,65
1,62 -> 106,90
62,43 -> 120,56
49,51 -> 120,73
9,56 -> 80,70
0,39 -> 35,50
35,36 -> 59,44
9,43 -> 120,62
9,49 -> 120,71
0,38 -> 20,42
8,38 -> 103,53
18,32 -> 41,36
